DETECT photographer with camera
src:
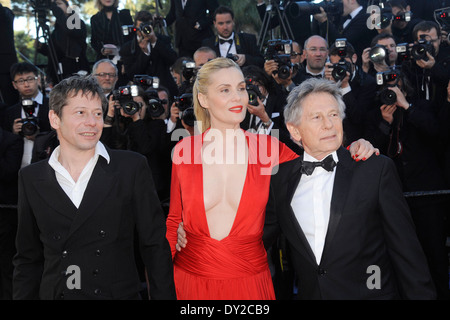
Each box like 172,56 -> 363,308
362,33 -> 398,76
34,0 -> 89,85
389,0 -> 423,44
325,39 -> 377,145
311,0 -> 377,60
365,68 -> 450,299
2,63 -> 51,168
120,11 -> 179,99
401,21 -> 450,104
202,5 -> 264,68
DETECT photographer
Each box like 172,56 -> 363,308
202,5 -> 264,68
362,33 -> 398,77
325,40 -> 377,146
35,0 -> 89,84
389,0 -> 423,44
2,63 -> 51,168
364,69 -> 450,299
312,0 -> 377,60
90,0 -> 133,62
120,11 -> 179,99
402,21 -> 450,103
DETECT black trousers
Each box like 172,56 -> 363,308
0,207 -> 17,300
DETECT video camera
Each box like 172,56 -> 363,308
376,68 -> 400,105
330,38 -> 352,81
112,85 -> 142,116
288,0 -> 342,17
245,77 -> 265,107
21,99 -> 39,136
175,93 -> 195,127
265,39 -> 294,80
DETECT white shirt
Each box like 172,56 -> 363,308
291,151 -> 338,264
21,90 -> 43,168
48,142 -> 110,209
218,32 -> 237,57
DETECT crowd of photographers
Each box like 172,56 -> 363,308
0,0 -> 450,300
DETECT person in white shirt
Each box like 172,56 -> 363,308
13,75 -> 175,300
263,78 -> 436,299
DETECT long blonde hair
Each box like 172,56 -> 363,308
193,57 -> 242,133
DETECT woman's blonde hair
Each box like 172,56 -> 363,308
193,57 -> 242,133
95,0 -> 119,10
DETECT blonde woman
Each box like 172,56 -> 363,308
166,58 -> 376,299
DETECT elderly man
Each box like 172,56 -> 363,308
263,78 -> 436,300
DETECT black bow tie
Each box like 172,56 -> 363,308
219,38 -> 233,45
343,14 -> 352,21
301,154 -> 337,176
307,73 -> 322,79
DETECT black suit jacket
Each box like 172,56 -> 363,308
165,0 -> 219,55
120,34 -> 179,98
13,148 -> 176,300
264,147 -> 436,299
202,32 -> 265,68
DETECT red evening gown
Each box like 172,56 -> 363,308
166,130 -> 298,300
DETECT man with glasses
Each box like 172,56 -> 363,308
3,63 -> 51,168
293,35 -> 329,85
92,59 -> 119,98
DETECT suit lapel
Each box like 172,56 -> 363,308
66,157 -> 116,239
321,147 -> 354,261
285,157 -> 318,264
33,163 -> 78,220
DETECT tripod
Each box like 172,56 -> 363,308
257,0 -> 295,51
34,6 -> 62,85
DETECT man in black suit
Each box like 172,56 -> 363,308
264,78 -> 436,299
165,0 -> 219,58
0,128 -> 23,300
202,5 -> 264,68
13,75 -> 175,300
120,11 -> 179,99
3,63 -> 52,169
313,0 -> 377,61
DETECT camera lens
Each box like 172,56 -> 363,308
380,88 -> 397,105
21,119 -> 38,136
332,65 -> 346,81
148,99 -> 165,118
369,45 -> 387,64
122,101 -> 141,116
278,65 -> 291,79
180,107 -> 196,127
411,44 -> 427,60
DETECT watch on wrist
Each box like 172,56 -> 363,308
262,119 -> 272,128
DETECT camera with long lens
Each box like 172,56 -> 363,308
410,36 -> 435,61
369,44 -> 388,64
175,93 -> 195,127
288,0 -> 343,17
393,11 -> 412,22
112,85 -> 142,116
133,75 -> 159,90
265,39 -> 293,80
376,69 -> 400,105
245,77 -> 265,106
331,38 -> 351,81
145,89 -> 167,118
21,99 -> 39,136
